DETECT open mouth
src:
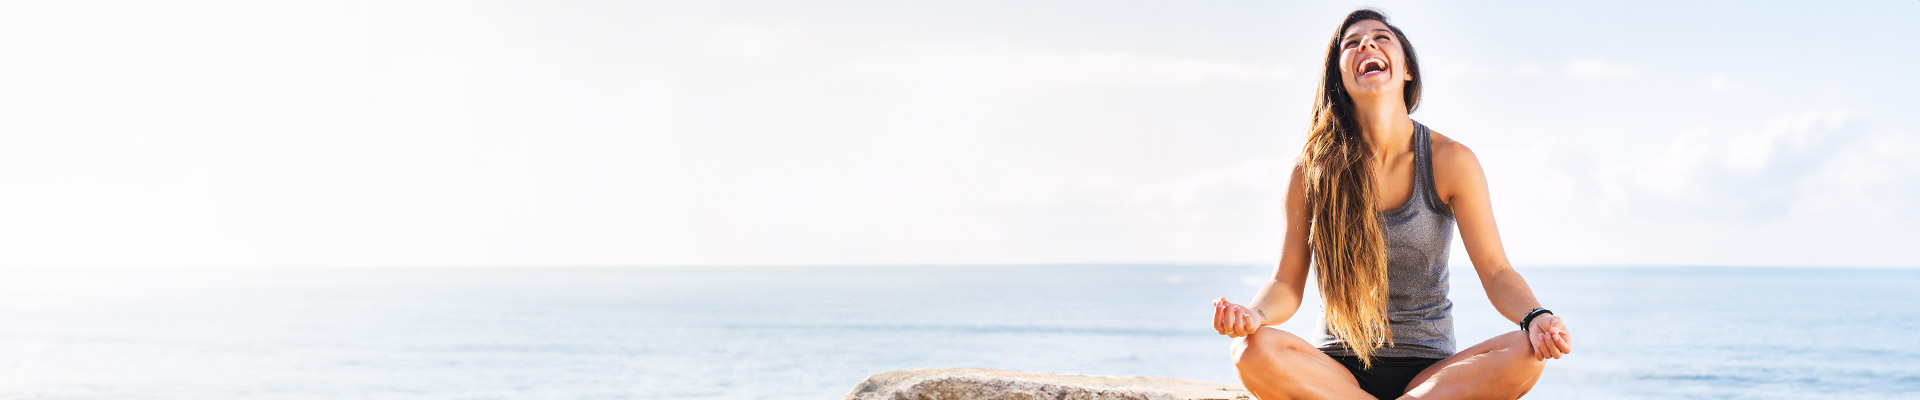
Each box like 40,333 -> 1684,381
1357,56 -> 1389,78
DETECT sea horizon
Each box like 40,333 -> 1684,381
3,264 -> 1915,399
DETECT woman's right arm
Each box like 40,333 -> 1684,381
1216,164 -> 1312,337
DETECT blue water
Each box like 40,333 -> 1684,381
1,265 -> 1916,399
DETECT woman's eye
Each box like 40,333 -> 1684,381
1343,41 -> 1356,48
1376,35 -> 1390,41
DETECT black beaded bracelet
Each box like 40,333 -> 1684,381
1520,308 -> 1553,332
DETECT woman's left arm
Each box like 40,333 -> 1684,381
1433,137 -> 1574,360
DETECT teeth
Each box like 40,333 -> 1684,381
1360,57 -> 1386,74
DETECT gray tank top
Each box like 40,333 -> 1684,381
1313,121 -> 1457,360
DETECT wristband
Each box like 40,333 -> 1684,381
1520,308 -> 1552,332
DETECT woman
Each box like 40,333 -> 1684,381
1210,9 -> 1574,400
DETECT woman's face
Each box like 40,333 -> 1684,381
1337,19 -> 1412,102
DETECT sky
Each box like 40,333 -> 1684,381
0,1 -> 1916,269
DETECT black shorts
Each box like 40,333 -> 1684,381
1328,355 -> 1444,400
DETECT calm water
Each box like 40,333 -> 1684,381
1,265 -> 1916,399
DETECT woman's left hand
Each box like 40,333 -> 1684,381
1527,314 -> 1573,361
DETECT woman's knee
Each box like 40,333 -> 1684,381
1231,327 -> 1312,369
1504,332 -> 1549,391
1494,330 -> 1549,373
1485,330 -> 1531,353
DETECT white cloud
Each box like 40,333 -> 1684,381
1171,58 -> 1295,83
1565,58 -> 1639,79
1619,109 -> 1862,221
698,24 -> 798,60
1151,157 -> 1289,211
1704,75 -> 1737,92
1788,129 -> 1920,223
842,47 -> 1294,87
1724,110 -> 1853,172
1514,64 -> 1544,78
1465,109 -> 1920,267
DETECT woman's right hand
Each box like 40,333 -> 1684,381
1213,297 -> 1262,338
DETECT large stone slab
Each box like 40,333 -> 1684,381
845,368 -> 1252,400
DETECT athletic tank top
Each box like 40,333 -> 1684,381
1313,120 -> 1457,360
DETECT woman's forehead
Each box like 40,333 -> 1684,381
1343,20 -> 1390,37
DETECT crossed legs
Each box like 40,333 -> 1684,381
1398,330 -> 1545,399
1230,327 -> 1375,399
1230,327 -> 1546,400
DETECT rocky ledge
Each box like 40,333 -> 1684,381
845,368 -> 1251,400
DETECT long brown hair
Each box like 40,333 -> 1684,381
1301,8 -> 1422,371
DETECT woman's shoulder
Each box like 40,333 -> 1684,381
1426,130 -> 1488,203
1427,130 -> 1481,173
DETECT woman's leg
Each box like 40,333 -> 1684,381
1396,330 -> 1546,399
1230,327 -> 1377,400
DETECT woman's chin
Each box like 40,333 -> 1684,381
1345,84 -> 1398,97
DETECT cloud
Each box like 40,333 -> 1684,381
1169,58 -> 1295,83
1565,58 -> 1639,79
1465,109 -> 1920,267
1619,109 -> 1862,222
1704,75 -> 1737,92
1514,64 -> 1544,78
1787,128 -> 1920,224
842,46 -> 1295,87
1152,157 -> 1289,211
698,24 -> 797,60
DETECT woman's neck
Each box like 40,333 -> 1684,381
1353,100 -> 1414,158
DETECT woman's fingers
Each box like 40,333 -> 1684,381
1527,328 -> 1544,360
1549,324 -> 1566,359
1212,301 -> 1224,335
1538,331 -> 1557,359
1553,326 -> 1573,354
1547,319 -> 1572,355
1543,330 -> 1559,359
1244,307 -> 1259,336
1543,328 -> 1559,357
1225,306 -> 1239,337
1530,317 -> 1558,359
1223,305 -> 1236,336
1215,299 -> 1242,336
1228,305 -> 1246,337
1213,302 -> 1226,335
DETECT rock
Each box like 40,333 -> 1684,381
844,368 -> 1252,400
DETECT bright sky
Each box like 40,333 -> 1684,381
1,1 -> 1915,268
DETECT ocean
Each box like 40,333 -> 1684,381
1,265 -> 1915,399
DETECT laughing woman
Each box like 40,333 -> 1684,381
1209,9 -> 1573,400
